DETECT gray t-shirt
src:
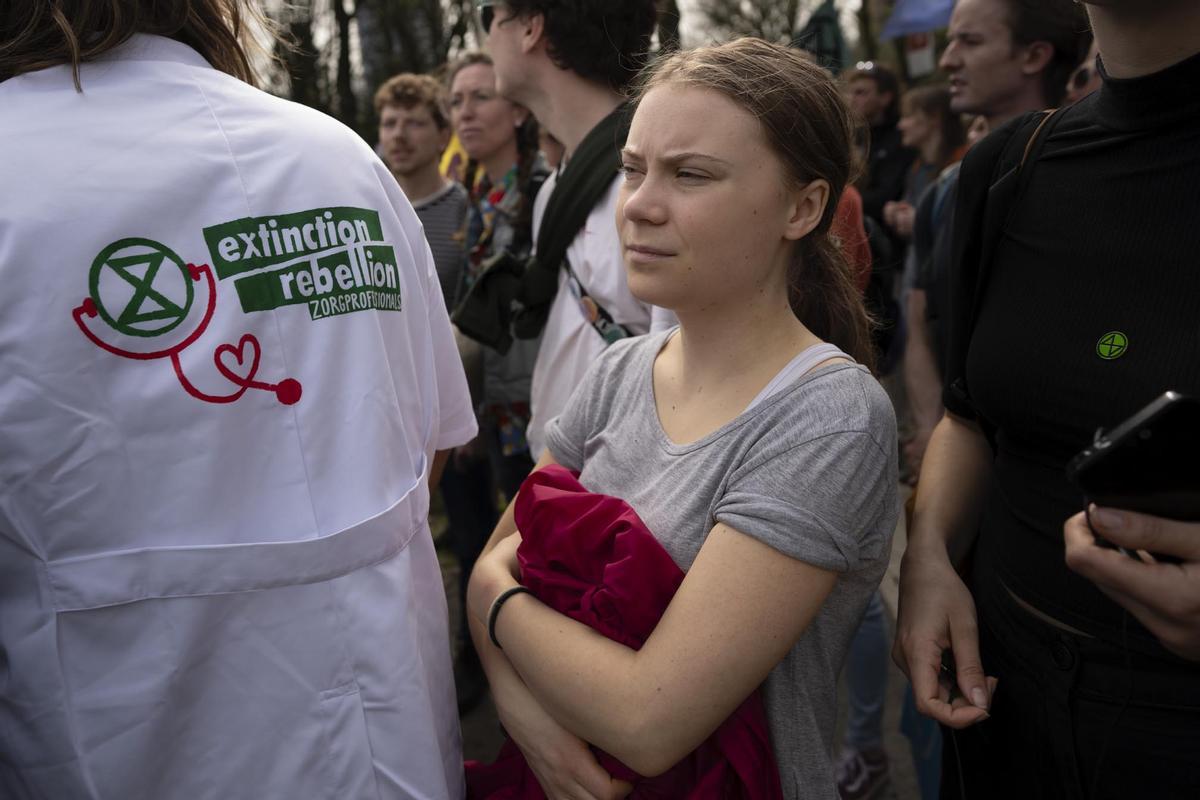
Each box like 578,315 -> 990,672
544,330 -> 898,800
412,181 -> 469,311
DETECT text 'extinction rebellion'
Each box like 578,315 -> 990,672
203,206 -> 403,321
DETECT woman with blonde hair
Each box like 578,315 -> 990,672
467,37 -> 899,800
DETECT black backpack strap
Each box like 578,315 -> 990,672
944,107 -> 1068,435
450,109 -> 629,353
511,104 -> 632,340
967,108 -> 1063,328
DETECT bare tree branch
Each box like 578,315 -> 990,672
698,0 -> 813,44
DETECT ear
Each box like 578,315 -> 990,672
520,12 -> 545,55
783,180 -> 831,242
1020,41 -> 1055,77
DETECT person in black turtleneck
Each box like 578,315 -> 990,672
903,0 -> 1088,476
896,1 -> 1200,797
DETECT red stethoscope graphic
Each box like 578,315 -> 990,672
73,261 -> 302,405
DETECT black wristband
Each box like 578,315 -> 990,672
487,586 -> 533,650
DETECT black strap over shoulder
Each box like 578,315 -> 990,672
451,104 -> 631,353
944,107 -> 1070,441
969,108 -> 1063,332
511,104 -> 632,339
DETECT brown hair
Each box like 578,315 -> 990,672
844,62 -> 903,125
633,38 -> 876,371
446,51 -> 493,92
997,0 -> 1092,107
901,84 -> 966,169
0,0 -> 275,89
373,73 -> 451,129
499,0 -> 657,92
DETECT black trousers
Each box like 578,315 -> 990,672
439,453 -> 498,647
940,580 -> 1200,800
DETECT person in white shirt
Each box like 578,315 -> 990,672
0,3 -> 475,798
480,0 -> 671,458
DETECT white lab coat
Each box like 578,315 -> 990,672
0,35 -> 475,799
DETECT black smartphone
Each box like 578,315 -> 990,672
1067,392 -> 1200,561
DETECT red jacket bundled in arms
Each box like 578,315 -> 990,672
466,466 -> 783,800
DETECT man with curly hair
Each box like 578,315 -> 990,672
480,0 -> 669,459
374,73 -> 467,308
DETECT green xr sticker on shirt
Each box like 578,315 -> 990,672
203,206 -> 402,320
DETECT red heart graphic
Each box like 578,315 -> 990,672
214,334 -> 261,387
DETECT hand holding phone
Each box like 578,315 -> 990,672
1064,507 -> 1200,661
1064,394 -> 1200,658
1067,392 -> 1200,562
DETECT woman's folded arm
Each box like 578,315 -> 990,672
469,520 -> 836,776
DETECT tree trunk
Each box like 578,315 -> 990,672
858,0 -> 877,61
333,0 -> 358,128
657,0 -> 682,53
786,0 -> 801,40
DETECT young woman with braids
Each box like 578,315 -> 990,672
449,52 -> 549,501
446,52 -> 549,709
465,38 -> 899,800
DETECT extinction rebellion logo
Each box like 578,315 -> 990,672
88,237 -> 197,337
72,206 -> 400,405
204,206 -> 402,320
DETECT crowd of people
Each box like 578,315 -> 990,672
1,1 -> 1198,799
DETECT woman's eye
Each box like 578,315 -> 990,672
677,171 -> 708,182
618,164 -> 643,178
